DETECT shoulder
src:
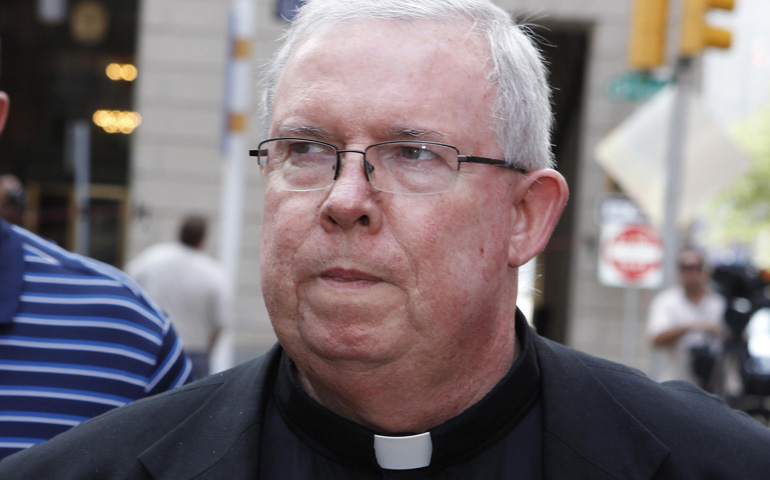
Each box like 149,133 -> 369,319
15,224 -> 171,328
649,286 -> 683,308
534,334 -> 770,474
0,381 -> 222,478
538,334 -> 739,422
187,249 -> 226,277
0,350 -> 279,478
125,243 -> 180,274
14,224 -> 140,288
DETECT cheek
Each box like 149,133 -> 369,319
400,197 -> 509,298
259,195 -> 316,305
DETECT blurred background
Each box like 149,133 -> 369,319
1,0 -> 769,384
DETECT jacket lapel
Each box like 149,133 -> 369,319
137,345 -> 283,480
534,335 -> 670,480
131,332 -> 671,479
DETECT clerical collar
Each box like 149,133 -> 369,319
274,310 -> 541,473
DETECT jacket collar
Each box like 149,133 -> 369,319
136,344 -> 283,480
534,334 -> 670,480
134,332 -> 672,479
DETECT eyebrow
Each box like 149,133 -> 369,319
274,124 -> 331,139
386,128 -> 447,142
272,125 -> 448,143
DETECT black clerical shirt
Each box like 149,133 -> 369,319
259,313 -> 543,479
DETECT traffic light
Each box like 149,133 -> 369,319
629,0 -> 669,70
680,0 -> 735,57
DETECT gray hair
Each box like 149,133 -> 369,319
259,0 -> 554,171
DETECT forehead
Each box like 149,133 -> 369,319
679,251 -> 703,265
271,18 -> 497,147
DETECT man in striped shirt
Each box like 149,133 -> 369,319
0,90 -> 194,461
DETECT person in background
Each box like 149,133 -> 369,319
126,215 -> 233,378
0,65 -> 193,462
1,1 -> 770,478
647,247 -> 726,389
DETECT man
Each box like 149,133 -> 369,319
0,77 -> 193,462
2,0 -> 770,477
126,215 -> 233,378
647,248 -> 726,388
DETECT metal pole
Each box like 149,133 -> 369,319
622,287 -> 639,366
661,57 -> 692,288
213,0 -> 255,374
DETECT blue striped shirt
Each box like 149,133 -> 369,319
0,220 -> 194,459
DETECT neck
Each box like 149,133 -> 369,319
295,327 -> 519,434
684,284 -> 706,302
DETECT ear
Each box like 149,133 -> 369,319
508,169 -> 569,268
0,92 -> 9,135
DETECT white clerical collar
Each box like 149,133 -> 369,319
373,432 -> 432,470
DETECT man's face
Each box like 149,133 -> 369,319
679,251 -> 706,289
261,20 -> 525,375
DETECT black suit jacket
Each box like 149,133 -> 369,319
1,331 -> 769,479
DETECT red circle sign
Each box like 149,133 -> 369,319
602,224 -> 663,281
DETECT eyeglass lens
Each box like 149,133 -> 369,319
258,139 -> 460,195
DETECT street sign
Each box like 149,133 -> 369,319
595,86 -> 751,229
606,72 -> 669,102
599,222 -> 663,288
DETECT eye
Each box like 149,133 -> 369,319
289,142 -> 327,155
400,145 -> 439,161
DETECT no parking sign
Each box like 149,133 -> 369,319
598,196 -> 663,289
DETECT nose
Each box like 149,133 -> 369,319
319,150 -> 381,232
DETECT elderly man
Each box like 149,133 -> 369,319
2,0 -> 770,478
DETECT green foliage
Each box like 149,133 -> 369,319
705,107 -> 770,247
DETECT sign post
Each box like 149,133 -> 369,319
598,196 -> 663,366
215,0 -> 255,374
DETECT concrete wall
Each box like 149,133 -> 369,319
129,0 -> 663,372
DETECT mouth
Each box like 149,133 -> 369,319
319,268 -> 383,287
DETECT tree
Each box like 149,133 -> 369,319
705,105 -> 770,265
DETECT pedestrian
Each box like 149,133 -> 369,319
0,88 -> 194,461
126,215 -> 233,378
647,247 -> 726,388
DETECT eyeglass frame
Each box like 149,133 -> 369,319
248,137 -> 528,194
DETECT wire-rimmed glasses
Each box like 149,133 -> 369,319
249,137 -> 527,195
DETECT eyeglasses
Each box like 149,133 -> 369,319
249,137 -> 527,195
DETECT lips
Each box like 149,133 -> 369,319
319,268 -> 382,284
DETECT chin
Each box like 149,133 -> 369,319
292,317 -> 410,366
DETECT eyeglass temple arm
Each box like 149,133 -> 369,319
457,155 -> 528,174
248,149 -> 266,157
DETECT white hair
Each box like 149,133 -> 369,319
259,0 -> 554,171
